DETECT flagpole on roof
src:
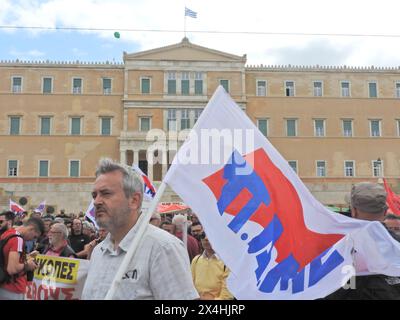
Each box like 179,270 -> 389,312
184,6 -> 187,38
104,181 -> 167,300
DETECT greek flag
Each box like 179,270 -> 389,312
185,7 -> 197,18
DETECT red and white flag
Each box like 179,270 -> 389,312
9,199 -> 25,214
383,178 -> 400,215
164,86 -> 400,299
132,164 -> 156,200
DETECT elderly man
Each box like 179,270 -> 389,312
326,182 -> 400,300
81,159 -> 199,300
43,223 -> 76,258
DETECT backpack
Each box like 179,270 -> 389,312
0,234 -> 24,285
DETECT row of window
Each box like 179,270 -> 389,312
256,80 -> 400,98
10,76 -> 113,95
8,74 -> 400,98
7,160 -> 80,177
5,158 -> 384,178
257,118 -> 400,137
8,116 -> 112,136
287,160 -> 383,178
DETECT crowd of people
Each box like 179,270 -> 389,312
0,158 -> 400,300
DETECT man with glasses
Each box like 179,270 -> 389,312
43,223 -> 76,258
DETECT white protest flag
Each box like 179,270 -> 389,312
84,199 -> 98,229
164,86 -> 400,299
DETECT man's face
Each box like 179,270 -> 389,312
44,221 -> 52,233
25,226 -> 41,241
92,171 -> 141,231
384,219 -> 400,235
98,228 -> 108,241
0,216 -> 8,233
48,225 -> 63,245
162,224 -> 175,235
200,235 -> 213,252
191,225 -> 203,238
72,219 -> 82,235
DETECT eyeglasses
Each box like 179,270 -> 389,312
49,231 -> 62,234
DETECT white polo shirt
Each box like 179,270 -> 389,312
81,223 -> 199,300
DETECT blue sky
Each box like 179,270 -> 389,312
1,0 -> 400,66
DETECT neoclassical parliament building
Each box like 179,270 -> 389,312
1,38 -> 399,212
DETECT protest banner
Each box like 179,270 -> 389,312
25,254 -> 89,300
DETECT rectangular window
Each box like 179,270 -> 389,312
140,117 -> 151,132
397,120 -> 400,137
39,160 -> 49,177
10,116 -> 21,135
181,109 -> 190,130
345,161 -> 355,177
288,161 -> 297,173
70,117 -> 81,135
220,80 -> 229,93
181,72 -> 190,95
257,119 -> 268,137
314,119 -> 325,137
69,160 -> 80,177
141,78 -> 150,94
396,82 -> 400,98
8,160 -> 18,177
372,160 -> 383,177
167,109 -> 177,131
167,72 -> 176,94
316,161 -> 326,177
12,77 -> 22,93
43,77 -> 53,94
370,120 -> 381,137
257,80 -> 267,96
285,81 -> 295,97
40,117 -> 51,135
368,82 -> 377,98
195,72 -> 203,95
194,109 -> 202,124
103,78 -> 112,95
100,117 -> 111,136
341,81 -> 350,97
342,119 -> 353,137
286,119 -> 297,137
72,78 -> 82,94
313,81 -> 323,97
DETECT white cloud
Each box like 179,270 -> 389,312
9,48 -> 45,60
2,0 -> 400,66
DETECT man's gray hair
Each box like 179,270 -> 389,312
95,158 -> 144,204
52,223 -> 69,239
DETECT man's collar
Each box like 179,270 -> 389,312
100,221 -> 143,254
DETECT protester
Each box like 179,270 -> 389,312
81,227 -> 109,260
383,214 -> 400,236
149,212 -> 161,227
0,217 -> 44,300
35,217 -> 52,254
160,220 -> 175,235
56,209 -> 68,219
82,158 -> 199,299
172,214 -> 201,262
82,221 -> 96,241
191,232 -> 234,300
326,182 -> 400,299
68,218 -> 90,258
43,223 -> 76,258
0,211 -> 15,236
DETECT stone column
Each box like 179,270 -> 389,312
147,161 -> 153,181
133,150 -> 139,167
120,149 -> 126,165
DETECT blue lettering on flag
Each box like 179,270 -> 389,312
215,149 -> 345,294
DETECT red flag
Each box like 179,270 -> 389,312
9,199 -> 25,214
383,178 -> 400,215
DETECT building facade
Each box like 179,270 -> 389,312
1,38 -> 399,212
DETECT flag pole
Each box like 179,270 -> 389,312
184,8 -> 187,38
104,181 -> 167,300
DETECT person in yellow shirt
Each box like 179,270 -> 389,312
191,232 -> 234,300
